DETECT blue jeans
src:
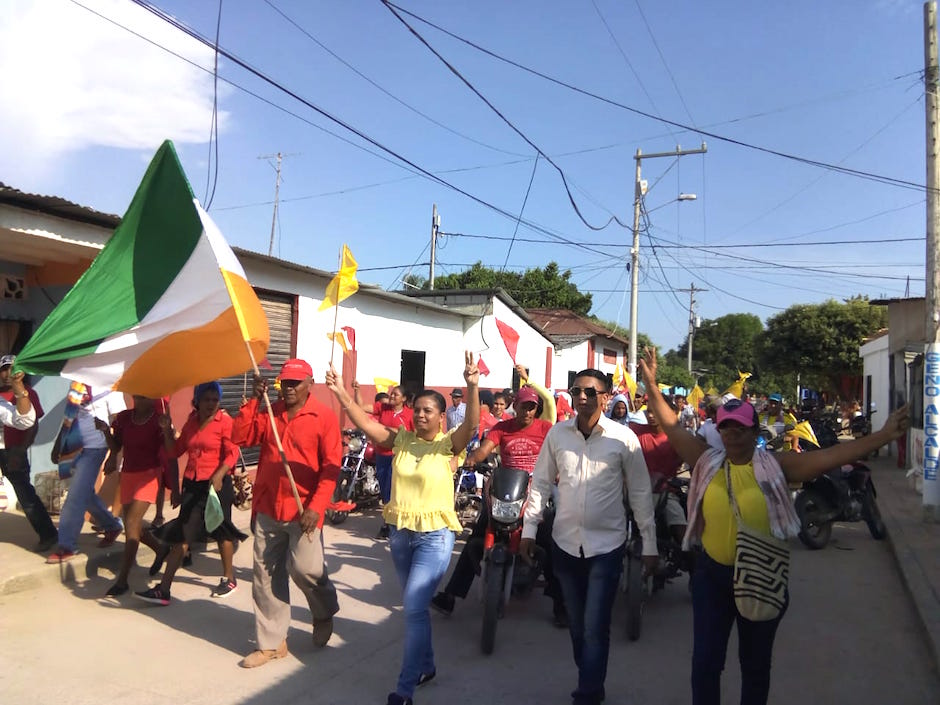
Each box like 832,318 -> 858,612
376,454 -> 393,504
691,551 -> 788,705
387,526 -> 455,699
552,541 -> 625,705
57,447 -> 122,552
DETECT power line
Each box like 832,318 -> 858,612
386,1 -> 929,193
382,1 -> 632,231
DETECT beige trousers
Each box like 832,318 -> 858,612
252,512 -> 339,649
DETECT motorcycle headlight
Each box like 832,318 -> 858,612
346,436 -> 364,453
490,497 -> 524,522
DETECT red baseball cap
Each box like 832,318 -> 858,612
515,386 -> 539,406
280,358 -> 312,381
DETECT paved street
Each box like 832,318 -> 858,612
0,503 -> 937,705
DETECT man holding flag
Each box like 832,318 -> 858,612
233,359 -> 343,668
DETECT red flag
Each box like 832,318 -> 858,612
258,357 -> 273,370
341,326 -> 356,352
495,319 -> 520,363
477,356 -> 490,376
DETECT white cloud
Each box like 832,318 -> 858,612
0,0 -> 228,179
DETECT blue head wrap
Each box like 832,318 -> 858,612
193,381 -> 223,407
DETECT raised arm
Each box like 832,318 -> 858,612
351,380 -> 375,414
325,364 -> 397,449
515,364 -> 556,424
449,352 -> 480,453
779,404 -> 910,482
638,347 -> 709,468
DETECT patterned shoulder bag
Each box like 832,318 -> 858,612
725,461 -> 789,621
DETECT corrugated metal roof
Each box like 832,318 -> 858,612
526,308 -> 630,346
0,182 -> 121,230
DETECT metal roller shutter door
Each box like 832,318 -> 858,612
218,293 -> 294,465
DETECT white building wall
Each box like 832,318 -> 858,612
860,335 -> 890,427
551,342 -> 589,391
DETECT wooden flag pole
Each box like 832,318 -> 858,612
242,341 -> 306,520
328,247 -> 342,367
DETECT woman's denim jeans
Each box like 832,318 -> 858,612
57,447 -> 121,551
387,526 -> 455,699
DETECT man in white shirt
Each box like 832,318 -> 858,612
520,369 -> 657,705
445,388 -> 466,430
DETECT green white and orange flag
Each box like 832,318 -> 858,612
14,140 -> 269,397
318,244 -> 359,311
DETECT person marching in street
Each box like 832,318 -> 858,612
232,359 -> 342,669
445,388 -> 466,430
138,381 -> 246,605
0,355 -> 56,552
520,369 -> 657,705
353,381 -> 414,540
639,347 -> 909,705
326,353 -> 479,705
47,386 -> 124,564
98,395 -> 169,597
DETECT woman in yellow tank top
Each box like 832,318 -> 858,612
639,348 -> 908,705
326,353 -> 480,705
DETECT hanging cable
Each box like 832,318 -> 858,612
203,0 -> 223,209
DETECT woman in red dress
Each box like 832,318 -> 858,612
138,382 -> 246,605
100,396 -> 167,597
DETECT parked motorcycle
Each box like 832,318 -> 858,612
794,462 -> 887,549
621,508 -> 650,642
327,429 -> 380,525
478,464 -> 541,655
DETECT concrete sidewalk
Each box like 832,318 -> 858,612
868,455 -> 940,676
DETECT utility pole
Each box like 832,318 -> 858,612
923,1 -> 940,521
429,204 -> 441,289
679,283 -> 707,373
628,143 -> 708,377
259,152 -> 296,257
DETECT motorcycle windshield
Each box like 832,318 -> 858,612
489,466 -> 530,501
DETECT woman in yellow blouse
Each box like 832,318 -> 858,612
326,353 -> 479,705
639,348 -> 908,705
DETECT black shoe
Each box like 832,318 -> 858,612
430,591 -> 455,616
553,605 -> 569,629
34,534 -> 58,553
387,693 -> 412,705
105,583 -> 129,597
182,550 -> 193,567
149,544 -> 171,576
417,670 -> 436,687
376,524 -> 390,540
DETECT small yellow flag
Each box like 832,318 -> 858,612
622,370 -> 638,397
688,384 -> 705,409
374,377 -> 398,394
318,244 -> 359,311
326,332 -> 349,352
723,371 -> 752,399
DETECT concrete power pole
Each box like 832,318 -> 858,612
924,1 -> 940,520
628,143 -> 708,377
429,204 -> 441,290
680,283 -> 707,373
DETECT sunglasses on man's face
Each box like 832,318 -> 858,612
569,386 -> 602,399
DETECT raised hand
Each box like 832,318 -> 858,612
324,364 -> 345,397
880,404 -> 910,440
463,351 -> 479,387
638,346 -> 658,385
514,364 -> 529,383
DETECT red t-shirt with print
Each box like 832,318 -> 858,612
373,402 -> 414,457
486,418 -> 552,474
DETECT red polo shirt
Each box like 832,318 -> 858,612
232,393 -> 342,526
172,409 -> 239,481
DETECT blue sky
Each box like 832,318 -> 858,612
0,0 -> 928,351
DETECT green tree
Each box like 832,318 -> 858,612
431,261 -> 593,314
675,313 -> 764,392
759,296 -> 887,394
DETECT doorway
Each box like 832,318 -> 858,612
401,350 -> 426,399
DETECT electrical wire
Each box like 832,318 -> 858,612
263,0 -> 528,158
633,0 -> 697,126
386,1 -> 929,192
502,154 -> 539,270
382,1 -> 632,231
203,0 -> 222,209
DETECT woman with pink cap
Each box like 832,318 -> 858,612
639,347 -> 909,705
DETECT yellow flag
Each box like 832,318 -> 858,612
374,377 -> 398,394
688,384 -> 704,409
613,363 -> 624,389
318,244 -> 359,311
326,331 -> 348,352
723,371 -> 752,399
622,370 -> 638,397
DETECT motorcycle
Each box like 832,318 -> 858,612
621,475 -> 691,642
794,461 -> 887,549
454,464 -> 484,531
326,429 -> 380,525
478,464 -> 541,655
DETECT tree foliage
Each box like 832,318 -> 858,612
430,262 -> 593,315
759,296 -> 886,393
674,313 -> 764,392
